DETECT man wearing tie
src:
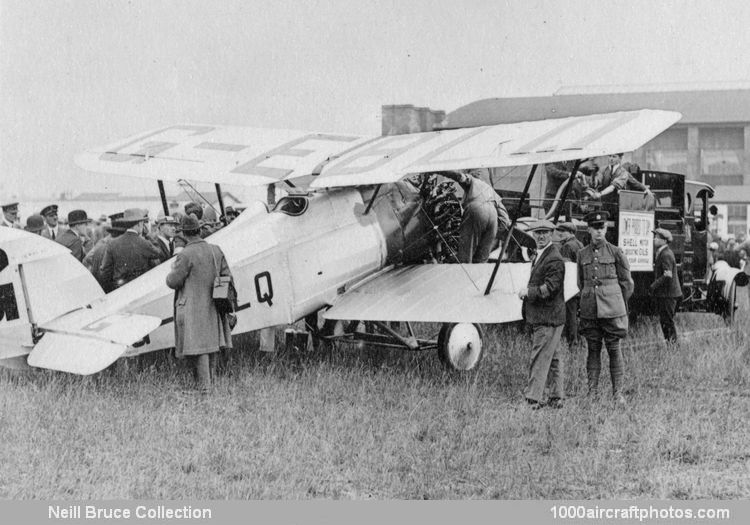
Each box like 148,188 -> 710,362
150,215 -> 179,263
39,204 -> 64,240
518,219 -> 566,410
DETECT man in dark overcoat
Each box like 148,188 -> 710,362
98,208 -> 160,291
166,214 -> 234,393
577,211 -> 633,406
56,209 -> 93,261
556,221 -> 584,346
518,219 -> 566,409
649,228 -> 682,343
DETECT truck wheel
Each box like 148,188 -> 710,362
437,323 -> 484,371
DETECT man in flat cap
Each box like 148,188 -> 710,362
150,215 -> 179,263
1,202 -> 21,229
518,219 -> 566,409
649,228 -> 682,343
556,221 -> 584,346
436,169 -> 510,263
99,208 -> 161,292
577,211 -> 633,406
56,210 -> 93,261
39,204 -> 64,241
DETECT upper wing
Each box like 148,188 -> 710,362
322,262 -> 578,324
75,125 -> 373,187
76,110 -> 680,189
313,109 -> 681,187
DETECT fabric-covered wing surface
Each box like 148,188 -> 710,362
323,262 -> 578,324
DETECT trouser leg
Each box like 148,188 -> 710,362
547,328 -> 565,400
194,354 -> 211,392
658,298 -> 678,343
564,298 -> 579,345
586,338 -> 602,395
525,325 -> 561,402
604,336 -> 624,396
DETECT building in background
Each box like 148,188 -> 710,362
383,83 -> 750,239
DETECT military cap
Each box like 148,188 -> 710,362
584,210 -> 609,227
527,219 -> 556,232
25,214 -> 46,233
556,221 -> 577,234
177,213 -> 201,233
40,204 -> 59,217
652,228 -> 673,242
1,201 -> 19,211
67,209 -> 92,226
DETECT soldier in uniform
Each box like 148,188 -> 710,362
39,204 -> 64,240
577,211 -> 633,405
556,221 -> 584,346
1,202 -> 21,228
56,210 -> 93,261
98,208 -> 161,292
518,219 -> 566,409
649,228 -> 682,343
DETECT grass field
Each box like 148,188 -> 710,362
1,296 -> 748,500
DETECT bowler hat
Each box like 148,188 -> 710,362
556,221 -> 576,234
584,210 -> 609,227
177,213 -> 201,233
67,209 -> 92,226
527,219 -> 556,232
653,228 -> 673,242
40,204 -> 58,217
25,214 -> 45,233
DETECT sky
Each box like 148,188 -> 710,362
1,0 -> 750,202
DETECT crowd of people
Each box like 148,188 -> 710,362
1,199 -> 239,393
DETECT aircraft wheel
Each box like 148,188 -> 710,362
437,323 -> 484,371
722,281 -> 737,325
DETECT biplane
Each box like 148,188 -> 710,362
3,109 -> 731,375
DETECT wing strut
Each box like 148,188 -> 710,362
483,164 -> 538,295
552,159 -> 582,223
364,184 -> 382,215
214,183 -> 226,225
157,180 -> 169,217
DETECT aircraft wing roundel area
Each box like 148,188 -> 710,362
75,110 -> 680,188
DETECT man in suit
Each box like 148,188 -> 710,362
56,210 -> 93,261
578,211 -> 633,406
518,219 -> 566,409
556,221 -> 584,346
649,228 -> 682,343
1,202 -> 21,229
166,214 -> 234,393
150,215 -> 179,263
83,213 -> 126,287
39,204 -> 65,240
99,208 -> 161,292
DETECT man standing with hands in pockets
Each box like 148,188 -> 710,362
518,219 -> 566,410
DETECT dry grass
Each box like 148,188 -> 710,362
1,296 -> 748,500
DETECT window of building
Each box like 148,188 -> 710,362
726,204 -> 747,237
699,127 -> 744,186
644,128 -> 688,173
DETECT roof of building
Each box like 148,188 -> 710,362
444,87 -> 750,128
